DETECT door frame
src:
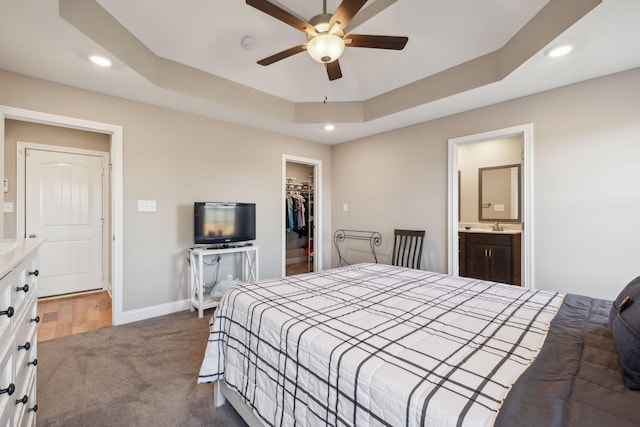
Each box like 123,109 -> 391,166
282,155 -> 322,277
447,123 -> 534,288
17,142 -> 110,293
1,105 -> 124,324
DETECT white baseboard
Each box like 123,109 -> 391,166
119,299 -> 191,325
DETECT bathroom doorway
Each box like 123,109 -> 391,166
448,124 -> 534,288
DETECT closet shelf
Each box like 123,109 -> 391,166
285,173 -> 314,274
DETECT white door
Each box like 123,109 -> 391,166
26,149 -> 104,297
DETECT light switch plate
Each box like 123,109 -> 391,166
137,200 -> 157,212
3,202 -> 13,213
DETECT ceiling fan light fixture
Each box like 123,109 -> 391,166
307,33 -> 345,63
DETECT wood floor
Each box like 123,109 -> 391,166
286,262 -> 313,276
37,291 -> 112,342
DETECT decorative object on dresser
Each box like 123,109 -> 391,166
0,238 -> 44,427
391,229 -> 426,269
459,230 -> 521,285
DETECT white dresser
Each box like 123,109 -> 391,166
0,239 -> 43,427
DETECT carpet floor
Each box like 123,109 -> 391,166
37,310 -> 247,427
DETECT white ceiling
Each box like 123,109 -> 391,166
97,0 -> 549,103
0,0 -> 639,144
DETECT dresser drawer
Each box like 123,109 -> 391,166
10,267 -> 33,322
12,370 -> 35,427
14,310 -> 37,386
0,403 -> 12,427
0,283 -> 12,346
0,240 -> 42,427
0,345 -> 14,426
18,372 -> 35,427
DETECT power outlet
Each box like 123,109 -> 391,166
137,200 -> 157,212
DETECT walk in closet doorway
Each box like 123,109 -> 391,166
282,156 -> 321,277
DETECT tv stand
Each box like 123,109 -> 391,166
202,242 -> 253,250
188,245 -> 259,317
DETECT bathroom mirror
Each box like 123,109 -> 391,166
478,164 -> 521,222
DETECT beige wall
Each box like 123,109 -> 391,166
0,70 -> 332,312
286,162 -> 313,183
4,119 -> 110,238
3,67 -> 639,307
333,67 -> 640,300
458,137 -> 522,223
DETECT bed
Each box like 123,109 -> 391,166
198,263 -> 640,426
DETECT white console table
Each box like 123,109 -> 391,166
188,245 -> 259,318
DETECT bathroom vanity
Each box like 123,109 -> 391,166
459,230 -> 521,286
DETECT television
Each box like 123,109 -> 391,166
194,202 -> 256,246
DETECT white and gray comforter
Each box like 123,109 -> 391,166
199,263 -> 563,426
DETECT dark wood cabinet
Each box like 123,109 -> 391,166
459,232 -> 521,286
458,232 -> 466,277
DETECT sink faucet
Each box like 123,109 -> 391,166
492,222 -> 503,231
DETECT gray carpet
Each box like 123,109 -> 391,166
37,310 -> 247,427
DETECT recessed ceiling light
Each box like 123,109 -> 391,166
89,55 -> 112,67
324,124 -> 335,131
545,44 -> 572,58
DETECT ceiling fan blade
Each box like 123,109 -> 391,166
344,0 -> 398,33
257,45 -> 306,66
330,0 -> 368,31
326,60 -> 343,81
346,34 -> 408,50
246,0 -> 316,36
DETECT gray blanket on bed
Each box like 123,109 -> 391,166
495,293 -> 640,427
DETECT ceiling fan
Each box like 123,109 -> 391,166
246,0 -> 408,81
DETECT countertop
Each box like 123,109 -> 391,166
458,229 -> 522,234
0,238 -> 46,279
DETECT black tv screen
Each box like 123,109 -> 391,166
194,202 -> 256,245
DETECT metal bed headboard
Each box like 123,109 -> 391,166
333,229 -> 382,267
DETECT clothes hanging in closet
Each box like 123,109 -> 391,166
286,192 -> 307,232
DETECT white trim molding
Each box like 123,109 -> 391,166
1,105 -> 125,324
282,155 -> 322,277
119,299 -> 192,325
448,123 -> 534,289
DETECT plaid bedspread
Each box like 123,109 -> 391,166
199,263 -> 563,426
